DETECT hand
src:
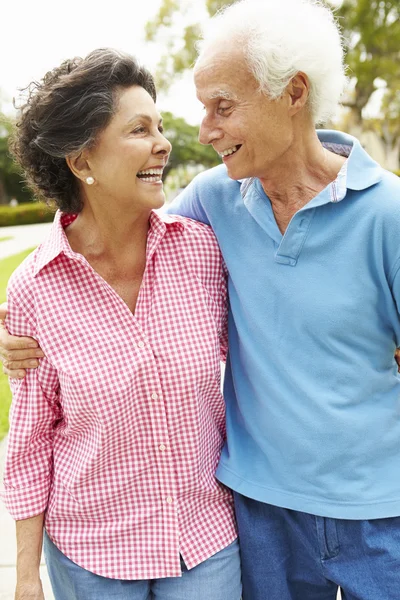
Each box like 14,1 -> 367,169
0,303 -> 44,379
15,578 -> 45,600
396,348 -> 400,373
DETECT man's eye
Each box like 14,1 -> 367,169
158,126 -> 164,133
133,126 -> 146,134
218,106 -> 231,115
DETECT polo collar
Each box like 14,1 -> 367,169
240,129 -> 384,202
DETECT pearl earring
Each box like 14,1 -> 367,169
86,176 -> 95,185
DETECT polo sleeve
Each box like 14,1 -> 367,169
1,294 -> 60,520
165,178 -> 211,225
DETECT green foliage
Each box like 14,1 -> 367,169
0,374 -> 11,440
145,0 -> 231,92
335,0 -> 400,122
162,111 -> 220,179
0,113 -> 34,204
0,247 -> 36,440
205,0 -> 231,14
0,202 -> 55,227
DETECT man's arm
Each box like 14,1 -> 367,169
0,303 -> 44,378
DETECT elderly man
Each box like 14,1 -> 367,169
2,0 -> 400,598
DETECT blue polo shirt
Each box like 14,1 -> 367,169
167,130 -> 400,519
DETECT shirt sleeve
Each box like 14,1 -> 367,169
1,293 -> 61,521
165,178 -> 211,225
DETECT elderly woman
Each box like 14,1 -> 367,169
0,49 -> 241,600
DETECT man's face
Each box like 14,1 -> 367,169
194,48 -> 294,181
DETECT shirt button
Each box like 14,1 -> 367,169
159,444 -> 166,452
138,341 -> 145,348
151,392 -> 159,400
166,496 -> 174,504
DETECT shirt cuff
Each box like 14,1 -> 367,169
1,477 -> 51,520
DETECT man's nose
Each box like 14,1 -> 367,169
198,116 -> 222,146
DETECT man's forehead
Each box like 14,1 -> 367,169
194,51 -> 252,99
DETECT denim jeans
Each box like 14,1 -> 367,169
43,532 -> 241,600
234,491 -> 400,600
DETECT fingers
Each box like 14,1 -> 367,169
2,363 -> 26,379
0,348 -> 44,361
0,322 -> 41,351
395,348 -> 400,373
0,302 -> 7,321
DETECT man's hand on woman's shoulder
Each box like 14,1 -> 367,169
0,303 -> 44,378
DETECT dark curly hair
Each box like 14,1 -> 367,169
10,48 -> 157,213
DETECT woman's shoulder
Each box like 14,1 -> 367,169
7,247 -> 41,303
170,214 -> 220,250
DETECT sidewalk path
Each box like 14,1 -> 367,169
0,222 -> 53,260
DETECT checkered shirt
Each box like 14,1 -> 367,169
2,210 -> 236,580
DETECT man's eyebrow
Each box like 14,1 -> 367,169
208,90 -> 238,101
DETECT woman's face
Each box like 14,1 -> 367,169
85,85 -> 171,212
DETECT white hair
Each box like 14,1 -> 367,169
197,0 -> 347,124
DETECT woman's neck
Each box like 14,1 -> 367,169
65,204 -> 151,262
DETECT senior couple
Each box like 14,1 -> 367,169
2,0 -> 400,599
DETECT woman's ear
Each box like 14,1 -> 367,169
66,151 -> 93,184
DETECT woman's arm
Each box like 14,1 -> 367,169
15,513 -> 45,600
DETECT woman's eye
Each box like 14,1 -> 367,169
158,126 -> 164,133
133,126 -> 146,134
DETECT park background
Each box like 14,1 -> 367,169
0,0 -> 399,596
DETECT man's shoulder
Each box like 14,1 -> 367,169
366,168 -> 400,212
188,164 -> 242,196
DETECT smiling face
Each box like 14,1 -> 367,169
194,48 -> 296,181
83,85 -> 171,212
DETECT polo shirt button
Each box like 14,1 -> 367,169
151,393 -> 159,400
159,444 -> 166,451
166,496 -> 174,504
138,341 -> 145,348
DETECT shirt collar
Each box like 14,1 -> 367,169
240,129 -> 384,201
33,210 -> 186,278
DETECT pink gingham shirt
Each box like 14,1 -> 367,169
2,210 -> 237,580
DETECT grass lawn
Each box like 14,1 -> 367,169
0,248 -> 36,440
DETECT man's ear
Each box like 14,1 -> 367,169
287,72 -> 310,114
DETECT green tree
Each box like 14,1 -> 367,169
162,111 -> 220,180
0,113 -> 33,205
336,0 -> 400,125
145,0 -> 231,91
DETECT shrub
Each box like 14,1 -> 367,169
0,202 -> 55,227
